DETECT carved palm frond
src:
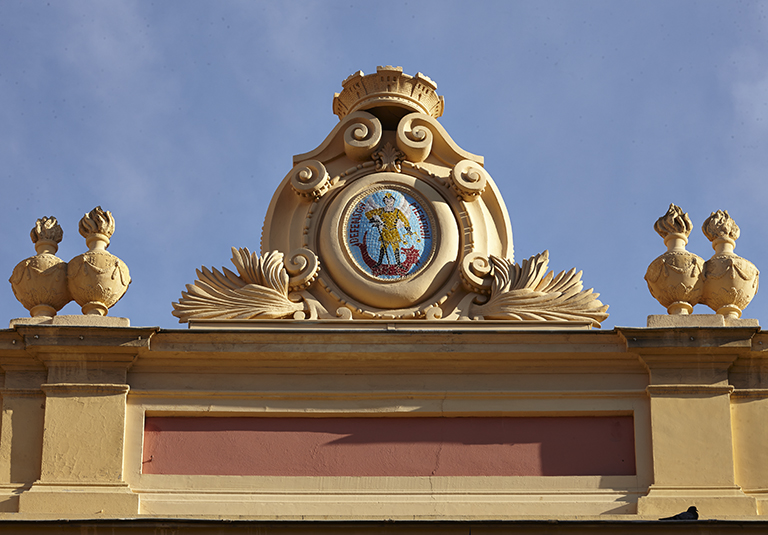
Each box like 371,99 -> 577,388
472,251 -> 609,327
172,248 -> 303,322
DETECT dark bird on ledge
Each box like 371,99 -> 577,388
660,506 -> 698,520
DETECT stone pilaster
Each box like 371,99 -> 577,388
0,330 -> 47,512
10,324 -> 155,517
729,330 -> 768,514
620,326 -> 758,517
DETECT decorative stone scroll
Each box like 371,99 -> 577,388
450,159 -> 488,201
469,251 -> 609,327
173,248 -> 305,321
173,67 -> 608,327
172,247 -> 346,321
290,160 -> 330,200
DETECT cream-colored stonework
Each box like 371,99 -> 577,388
9,208 -> 132,319
0,323 -> 766,521
646,205 -> 759,319
701,210 -> 759,318
645,204 -> 703,315
68,207 -> 131,316
9,217 -> 71,317
173,67 -> 608,326
5,66 -> 768,532
9,315 -> 130,328
332,66 -> 444,120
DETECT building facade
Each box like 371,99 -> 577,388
2,67 -> 766,532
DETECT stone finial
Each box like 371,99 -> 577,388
645,204 -> 704,315
702,209 -> 740,247
31,216 -> 64,255
701,210 -> 758,318
79,205 -> 115,250
9,216 -> 71,317
67,206 -> 130,315
654,204 -> 693,245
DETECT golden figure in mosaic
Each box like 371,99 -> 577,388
365,192 -> 412,267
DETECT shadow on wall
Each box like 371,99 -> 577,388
143,416 -> 636,477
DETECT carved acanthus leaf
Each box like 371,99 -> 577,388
471,251 -> 609,328
172,248 -> 304,323
373,142 -> 405,173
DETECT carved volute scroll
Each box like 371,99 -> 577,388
343,113 -> 383,162
396,113 -> 434,163
291,160 -> 330,200
451,160 -> 489,202
173,66 -> 608,327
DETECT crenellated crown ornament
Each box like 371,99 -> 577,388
333,66 -> 444,120
9,216 -> 72,317
67,206 -> 131,315
645,204 -> 704,315
701,210 -> 759,318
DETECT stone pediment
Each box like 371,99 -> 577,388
172,66 -> 608,327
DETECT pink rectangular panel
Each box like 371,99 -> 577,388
143,416 -> 635,476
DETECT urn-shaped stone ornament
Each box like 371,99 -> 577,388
9,216 -> 72,317
701,210 -> 759,318
67,206 -> 131,315
644,204 -> 704,315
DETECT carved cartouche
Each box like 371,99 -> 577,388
67,207 -> 131,315
701,210 -> 759,318
9,216 -> 71,317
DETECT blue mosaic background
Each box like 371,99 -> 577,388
346,189 -> 433,281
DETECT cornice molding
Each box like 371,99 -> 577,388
646,384 -> 734,396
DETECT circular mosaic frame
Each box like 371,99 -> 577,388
342,185 -> 437,283
317,172 -> 460,310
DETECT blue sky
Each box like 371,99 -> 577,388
2,0 -> 767,329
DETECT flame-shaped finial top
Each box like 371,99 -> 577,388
654,204 -> 693,239
79,206 -> 115,250
30,216 -> 63,246
702,209 -> 740,243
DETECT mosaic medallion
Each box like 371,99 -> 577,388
344,186 -> 436,281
